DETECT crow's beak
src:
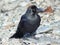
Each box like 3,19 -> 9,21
37,8 -> 45,13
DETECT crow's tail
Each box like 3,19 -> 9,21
9,32 -> 24,39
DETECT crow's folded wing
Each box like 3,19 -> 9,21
16,15 -> 27,33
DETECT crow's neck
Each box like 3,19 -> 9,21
26,11 -> 38,16
32,12 -> 38,16
32,13 -> 36,15
29,13 -> 37,18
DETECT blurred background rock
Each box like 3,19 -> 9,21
0,0 -> 60,45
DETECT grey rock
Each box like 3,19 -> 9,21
36,25 -> 52,34
0,0 -> 60,45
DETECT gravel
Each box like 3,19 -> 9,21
0,0 -> 60,45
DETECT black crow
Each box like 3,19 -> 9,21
10,5 -> 45,39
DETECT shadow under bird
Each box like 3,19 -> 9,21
10,5 -> 46,39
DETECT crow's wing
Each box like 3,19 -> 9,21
16,15 -> 27,33
10,15 -> 27,38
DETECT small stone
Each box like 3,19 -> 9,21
5,13 -> 8,16
35,34 -> 44,38
0,38 -> 2,41
23,41 -> 31,45
52,29 -> 60,36
36,25 -> 52,34
54,14 -> 60,21
20,2 -> 28,7
47,44 -> 51,45
30,0 -> 33,1
25,0 -> 32,2
44,6 -> 53,13
1,9 -> 5,13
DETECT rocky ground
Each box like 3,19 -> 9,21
0,0 -> 60,45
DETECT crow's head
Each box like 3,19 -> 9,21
26,5 -> 44,15
30,5 -> 37,13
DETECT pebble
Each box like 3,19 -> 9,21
20,2 -> 29,7
52,29 -> 60,36
36,25 -> 52,34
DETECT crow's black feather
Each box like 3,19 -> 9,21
10,5 -> 44,39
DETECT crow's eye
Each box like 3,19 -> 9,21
31,5 -> 37,13
31,5 -> 37,9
